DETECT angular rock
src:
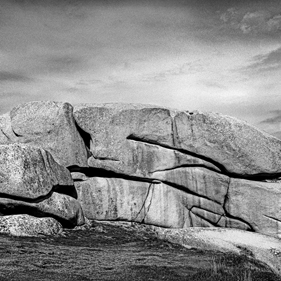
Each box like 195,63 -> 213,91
154,227 -> 281,276
74,104 -> 222,178
0,143 -> 74,200
74,104 -> 281,176
75,177 -> 150,222
75,176 -> 232,229
173,111 -> 281,176
8,101 -> 88,167
151,167 -> 229,204
225,179 -> 281,237
0,113 -> 16,144
0,192 -> 85,227
0,214 -> 62,236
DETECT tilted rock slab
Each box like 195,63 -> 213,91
0,101 -> 88,167
0,143 -> 74,199
74,103 -> 281,176
226,179 -> 281,237
0,143 -> 84,227
154,227 -> 281,276
74,170 -> 249,230
0,192 -> 85,227
0,214 -> 63,236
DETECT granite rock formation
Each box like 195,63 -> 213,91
73,103 -> 281,237
1,101 -> 281,238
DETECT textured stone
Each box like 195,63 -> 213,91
75,176 -> 229,228
74,103 -> 281,176
151,167 -> 229,204
225,179 -> 281,237
0,192 -> 85,227
0,214 -> 62,236
0,113 -> 16,144
173,111 -> 281,176
75,177 -> 150,222
0,143 -> 74,199
154,227 -> 281,276
8,101 -> 88,167
74,104 -> 222,178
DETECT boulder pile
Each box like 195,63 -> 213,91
0,101 -> 281,238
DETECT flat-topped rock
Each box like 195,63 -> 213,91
74,103 -> 281,177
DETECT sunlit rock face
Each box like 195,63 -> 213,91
1,101 -> 281,237
73,103 -> 281,238
0,214 -> 63,237
0,101 -> 88,167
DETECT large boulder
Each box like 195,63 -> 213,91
74,171 -> 249,230
0,143 -> 85,227
225,179 -> 281,237
73,103 -> 281,177
0,143 -> 74,199
154,227 -> 281,276
0,214 -> 63,236
0,192 -> 85,227
0,101 -> 88,167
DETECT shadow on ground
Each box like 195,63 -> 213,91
0,221 -> 279,281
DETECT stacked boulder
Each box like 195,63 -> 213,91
1,101 -> 281,238
0,101 -> 86,236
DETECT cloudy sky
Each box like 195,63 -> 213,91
1,0 -> 281,135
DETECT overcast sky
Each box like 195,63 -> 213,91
1,0 -> 281,134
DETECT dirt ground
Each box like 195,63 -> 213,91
0,221 -> 279,281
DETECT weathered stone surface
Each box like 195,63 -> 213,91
0,113 -> 16,144
74,104 -> 222,177
75,177 -> 150,222
173,111 -> 281,176
7,101 -> 88,167
75,175 -> 247,229
154,227 -> 281,276
151,167 -> 229,204
0,143 -> 74,199
0,214 -> 62,236
0,192 -> 85,227
74,103 -> 281,176
225,179 -> 281,237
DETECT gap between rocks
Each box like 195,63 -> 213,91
126,135 -> 281,182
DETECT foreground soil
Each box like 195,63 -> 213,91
0,221 -> 280,281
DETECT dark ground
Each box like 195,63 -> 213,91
0,221 -> 280,281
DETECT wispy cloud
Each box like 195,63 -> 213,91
260,110 -> 281,125
142,61 -> 204,82
220,8 -> 281,35
243,47 -> 281,73
42,54 -> 87,74
0,71 -> 32,82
